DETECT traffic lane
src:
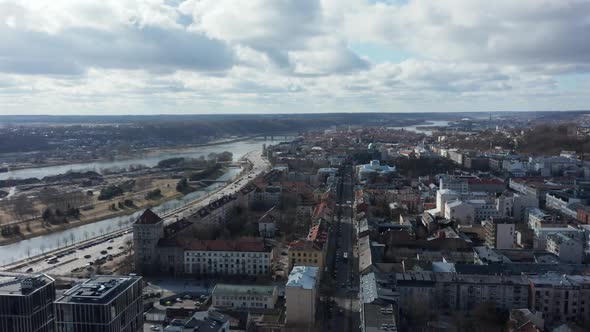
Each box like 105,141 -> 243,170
16,233 -> 131,275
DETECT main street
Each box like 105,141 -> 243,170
6,150 -> 271,276
324,163 -> 359,332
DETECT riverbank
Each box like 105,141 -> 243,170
2,135 -> 259,172
0,179 -> 182,246
0,166 -> 232,246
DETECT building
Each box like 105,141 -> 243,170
133,209 -> 164,274
546,233 -> 584,264
546,191 -> 581,218
484,218 -> 516,249
435,189 -> 459,217
0,273 -> 55,332
439,175 -> 469,193
164,310 -> 230,332
285,266 -> 319,327
184,239 -> 272,276
533,227 -> 585,250
360,273 -> 398,332
529,274 -> 590,326
577,205 -> 590,224
211,284 -> 278,309
55,275 -> 143,332
444,200 -> 475,225
357,160 -> 396,181
287,240 -> 324,273
258,207 -> 277,238
253,186 -> 282,206
467,178 -> 505,193
527,208 -> 553,230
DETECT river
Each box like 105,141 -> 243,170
388,120 -> 449,135
0,136 -> 293,181
0,137 -> 290,265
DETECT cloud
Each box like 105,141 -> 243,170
0,0 -> 589,114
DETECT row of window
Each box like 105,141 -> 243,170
185,252 -> 269,258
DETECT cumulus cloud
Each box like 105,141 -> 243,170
0,0 -> 588,114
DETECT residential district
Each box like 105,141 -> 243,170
7,119 -> 590,332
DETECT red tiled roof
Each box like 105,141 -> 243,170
289,239 -> 321,251
135,209 -> 162,225
182,239 -> 268,252
467,178 -> 504,185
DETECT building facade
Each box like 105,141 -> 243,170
211,284 -> 278,309
285,266 -> 319,327
0,273 -> 55,332
287,240 -> 324,274
184,240 -> 272,276
55,275 -> 143,332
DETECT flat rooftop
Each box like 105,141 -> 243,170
57,275 -> 141,305
286,266 -> 319,290
212,284 -> 276,297
0,273 -> 53,296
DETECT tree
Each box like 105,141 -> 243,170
13,195 -> 35,220
42,208 -> 53,222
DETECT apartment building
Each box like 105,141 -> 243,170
484,218 -> 516,249
546,233 -> 584,264
0,273 -> 55,332
55,275 -> 143,332
529,274 -> 590,326
184,239 -> 272,276
285,266 -> 319,327
395,272 -> 529,312
287,239 -> 324,273
211,284 -> 278,309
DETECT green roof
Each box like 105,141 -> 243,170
212,284 -> 276,296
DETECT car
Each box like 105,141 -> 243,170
25,267 -> 34,273
84,255 -> 91,259
107,246 -> 113,250
150,325 -> 160,331
100,250 -> 108,255
118,246 -> 125,250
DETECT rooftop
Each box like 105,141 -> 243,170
183,239 -> 269,252
0,273 -> 53,296
212,284 -> 276,297
57,275 -> 141,305
286,266 -> 319,290
135,209 -> 162,225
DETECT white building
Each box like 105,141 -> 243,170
211,284 -> 278,309
184,240 -> 272,276
527,208 -> 552,230
444,200 -> 475,225
546,233 -> 584,264
484,218 -> 516,249
286,266 -> 319,327
439,175 -> 469,193
436,189 -> 459,216
356,160 -> 396,181
533,227 -> 584,249
546,192 -> 581,218
467,199 -> 500,221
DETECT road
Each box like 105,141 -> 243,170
7,150 -> 271,276
323,163 -> 359,332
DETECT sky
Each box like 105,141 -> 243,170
0,0 -> 589,115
